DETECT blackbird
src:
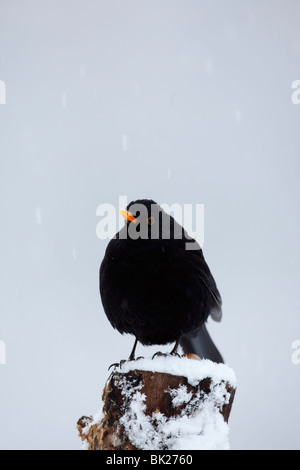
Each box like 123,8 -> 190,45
99,199 -> 224,363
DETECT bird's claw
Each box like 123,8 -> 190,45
152,351 -> 182,360
108,359 -> 127,371
152,351 -> 168,359
170,352 -> 181,358
108,356 -> 144,371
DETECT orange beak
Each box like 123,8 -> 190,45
120,210 -> 137,223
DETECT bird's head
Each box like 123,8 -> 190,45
119,199 -> 184,241
120,199 -> 157,225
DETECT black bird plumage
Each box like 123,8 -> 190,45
100,199 -> 224,363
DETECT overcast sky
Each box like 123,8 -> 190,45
0,0 -> 299,450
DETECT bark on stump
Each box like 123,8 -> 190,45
77,355 -> 236,450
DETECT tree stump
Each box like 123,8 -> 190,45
77,354 -> 236,450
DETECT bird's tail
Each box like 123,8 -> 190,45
180,323 -> 224,364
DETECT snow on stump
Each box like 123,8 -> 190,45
77,354 -> 237,450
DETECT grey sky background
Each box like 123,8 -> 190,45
0,0 -> 299,450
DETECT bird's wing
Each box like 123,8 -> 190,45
200,274 -> 222,322
185,245 -> 223,323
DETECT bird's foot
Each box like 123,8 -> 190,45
170,351 -> 181,358
135,356 -> 145,361
152,351 -> 168,359
108,359 -> 126,371
108,356 -> 144,371
152,351 -> 182,360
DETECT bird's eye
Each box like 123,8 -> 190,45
148,217 -> 155,225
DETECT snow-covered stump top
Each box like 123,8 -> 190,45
77,355 -> 237,451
